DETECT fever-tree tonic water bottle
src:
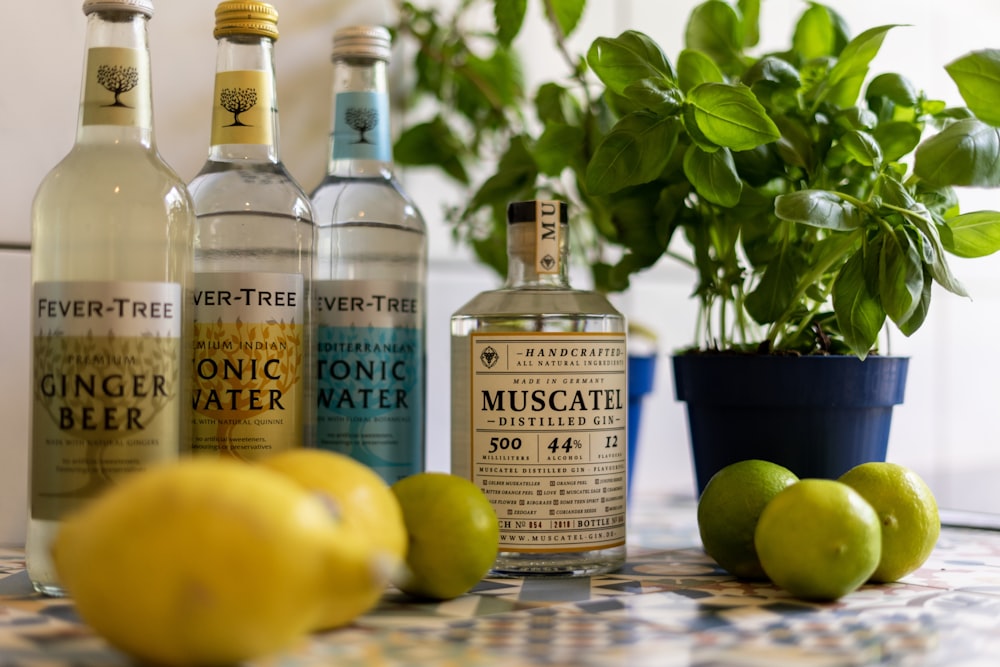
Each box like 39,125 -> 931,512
28,0 -> 195,596
187,1 -> 314,459
451,201 -> 628,576
310,26 -> 427,483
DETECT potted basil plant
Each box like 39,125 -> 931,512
392,0 -> 1000,490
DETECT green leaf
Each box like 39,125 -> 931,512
879,228 -> 924,325
872,121 -> 923,162
914,118 -> 1000,187
393,117 -> 470,184
622,79 -> 685,114
792,3 -> 848,60
535,82 -> 581,125
825,25 -> 898,107
677,49 -> 725,93
682,145 -> 742,207
588,31 -> 675,96
739,0 -> 761,47
468,136 -> 538,212
684,0 -> 743,73
945,49 -> 1000,127
840,130 -> 882,167
775,190 -> 862,230
495,0 -> 527,46
939,210 -> 1000,257
745,246 -> 799,324
548,0 -> 586,38
833,249 -> 886,359
897,269 -> 933,336
585,113 -> 680,195
866,72 -> 919,106
687,82 -> 781,150
897,202 -> 969,297
534,124 -> 586,176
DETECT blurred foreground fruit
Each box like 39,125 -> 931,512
754,479 -> 882,600
261,449 -> 406,628
697,459 -> 799,579
839,462 -> 940,582
391,472 -> 499,600
53,459 -> 378,666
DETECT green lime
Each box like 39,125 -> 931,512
754,479 -> 881,600
697,459 -> 799,579
839,462 -> 940,582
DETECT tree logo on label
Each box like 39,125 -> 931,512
220,87 -> 257,127
97,65 -> 139,107
345,107 -> 378,144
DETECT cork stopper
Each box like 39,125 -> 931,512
83,0 -> 154,17
214,0 -> 279,41
506,200 -> 568,277
332,25 -> 392,61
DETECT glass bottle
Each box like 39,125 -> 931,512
310,26 -> 427,484
451,201 -> 628,576
28,0 -> 195,596
187,0 -> 314,459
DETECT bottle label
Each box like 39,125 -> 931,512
82,47 -> 152,129
191,272 -> 305,459
314,279 -> 423,483
31,281 -> 183,521
534,200 -> 561,275
467,332 -> 627,552
210,70 -> 274,146
331,92 -> 391,162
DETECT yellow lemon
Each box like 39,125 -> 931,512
839,461 -> 940,582
260,449 -> 406,628
696,459 -> 799,579
391,472 -> 499,600
754,479 -> 882,600
53,459 -> 374,666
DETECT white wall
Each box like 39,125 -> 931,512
4,0 -> 1000,545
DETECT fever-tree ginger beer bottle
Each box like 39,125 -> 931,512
187,1 -> 314,459
310,26 -> 427,483
451,201 -> 628,576
28,0 -> 195,596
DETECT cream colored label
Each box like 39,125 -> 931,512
82,47 -> 151,128
469,332 -> 627,552
31,281 -> 183,521
191,272 -> 304,459
210,70 -> 273,146
534,200 -> 561,275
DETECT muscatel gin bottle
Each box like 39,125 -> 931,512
28,0 -> 194,595
451,201 -> 628,576
187,1 -> 314,459
310,26 -> 427,483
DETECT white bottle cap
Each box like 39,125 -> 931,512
332,25 -> 392,62
83,0 -> 154,17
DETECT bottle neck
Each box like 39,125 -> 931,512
76,10 -> 155,147
505,221 -> 571,289
207,35 -> 281,163
326,56 -> 394,178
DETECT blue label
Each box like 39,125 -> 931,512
316,324 -> 423,483
332,91 -> 391,162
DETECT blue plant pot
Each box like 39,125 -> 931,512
627,353 -> 657,499
672,354 -> 909,494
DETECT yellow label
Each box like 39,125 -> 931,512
191,318 -> 304,459
210,70 -> 273,146
534,200 -> 561,275
469,332 -> 627,552
82,47 -> 151,128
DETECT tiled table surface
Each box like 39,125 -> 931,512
2,496 -> 1000,666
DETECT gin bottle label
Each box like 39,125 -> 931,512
191,272 -> 305,458
314,279 -> 423,482
466,332 -> 627,551
82,47 -> 151,129
31,281 -> 183,521
331,92 -> 391,162
210,70 -> 274,146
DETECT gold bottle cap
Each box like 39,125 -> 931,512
83,0 -> 154,17
332,25 -> 391,61
214,0 -> 279,41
